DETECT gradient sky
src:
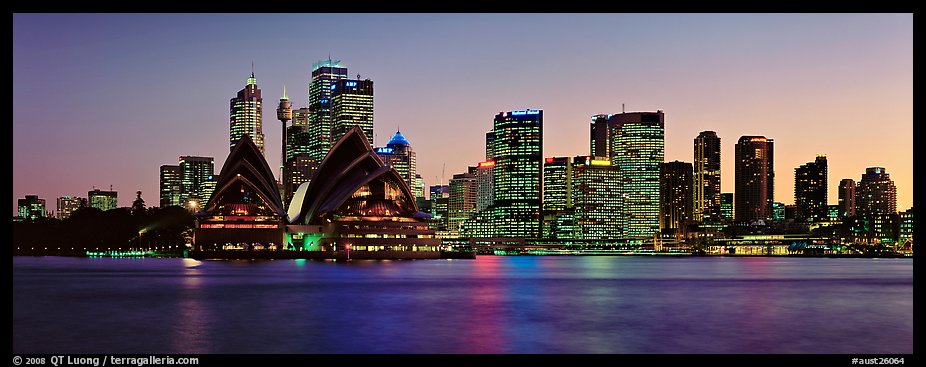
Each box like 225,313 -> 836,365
13,13 -> 912,215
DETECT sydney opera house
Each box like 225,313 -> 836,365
192,127 -> 446,259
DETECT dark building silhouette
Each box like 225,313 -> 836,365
794,155 -> 828,222
838,178 -> 856,218
660,160 -> 693,235
735,136 -> 774,223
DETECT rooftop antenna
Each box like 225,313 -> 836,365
251,61 -> 254,77
441,163 -> 446,187
110,185 -> 113,191
622,103 -> 625,113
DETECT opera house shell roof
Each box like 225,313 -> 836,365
193,134 -> 286,249
288,126 -> 429,225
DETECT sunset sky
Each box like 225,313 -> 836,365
13,13 -> 912,215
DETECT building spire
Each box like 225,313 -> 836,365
251,61 -> 255,78
282,84 -> 288,100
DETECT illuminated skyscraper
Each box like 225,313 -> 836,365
855,167 -> 897,232
308,59 -> 348,162
612,111 -> 664,239
179,156 -> 215,210
491,109 -> 543,238
331,78 -> 374,144
375,130 -> 417,198
283,106 -> 314,206
17,195 -> 45,220
572,156 -> 621,240
542,157 -> 573,240
159,165 -> 182,207
88,189 -> 117,211
838,178 -> 856,218
543,157 -> 572,211
794,155 -> 828,222
693,131 -> 721,222
448,172 -> 477,237
429,184 -> 450,233
277,85 -> 293,181
283,153 -> 315,207
660,160 -> 693,235
56,196 -> 83,220
229,70 -> 264,154
474,160 -> 494,212
735,136 -> 774,223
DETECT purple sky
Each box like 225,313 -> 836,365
13,14 -> 912,215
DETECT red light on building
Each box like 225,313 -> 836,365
478,160 -> 496,168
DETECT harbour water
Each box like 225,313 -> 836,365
13,256 -> 912,354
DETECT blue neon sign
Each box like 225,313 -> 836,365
375,147 -> 394,154
330,84 -> 336,90
511,109 -> 540,116
346,81 -> 357,87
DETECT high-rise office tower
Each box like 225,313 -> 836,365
590,114 -> 619,158
693,131 -> 721,222
838,178 -> 856,218
229,69 -> 264,154
159,165 -> 183,207
308,59 -> 348,162
474,160 -> 494,213
283,153 -> 315,207
720,193 -> 734,221
331,78 -> 374,144
56,196 -> 83,220
734,136 -> 774,223
429,184 -> 450,232
375,130 -> 417,197
491,109 -> 543,238
448,172 -> 477,237
88,188 -> 118,211
543,157 -> 572,211
17,195 -> 46,220
277,85 -> 293,180
571,156 -> 621,240
855,167 -> 897,232
542,157 -> 573,240
179,156 -> 215,210
660,160 -> 693,235
611,111 -> 664,239
794,155 -> 828,222
283,104 -> 314,206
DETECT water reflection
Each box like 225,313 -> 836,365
13,256 -> 912,354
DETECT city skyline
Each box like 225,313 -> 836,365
13,13 -> 912,215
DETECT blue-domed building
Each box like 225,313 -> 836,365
374,130 -> 420,200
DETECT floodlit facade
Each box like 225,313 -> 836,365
287,126 -> 439,252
